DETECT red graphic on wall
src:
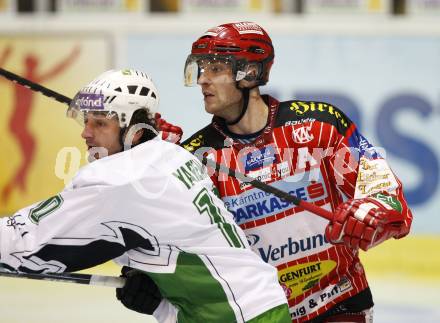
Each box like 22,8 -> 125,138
0,45 -> 80,203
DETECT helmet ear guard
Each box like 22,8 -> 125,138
237,62 -> 260,83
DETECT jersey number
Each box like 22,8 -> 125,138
193,188 -> 245,248
29,195 -> 64,224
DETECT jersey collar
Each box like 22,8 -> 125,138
211,94 -> 280,150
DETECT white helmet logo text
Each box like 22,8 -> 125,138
76,93 -> 105,110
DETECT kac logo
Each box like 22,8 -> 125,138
292,124 -> 314,144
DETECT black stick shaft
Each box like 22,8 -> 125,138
0,269 -> 124,288
0,67 -> 72,106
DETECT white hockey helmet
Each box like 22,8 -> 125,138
67,69 -> 159,128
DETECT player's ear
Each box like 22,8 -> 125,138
132,129 -> 144,145
244,64 -> 259,80
122,126 -> 144,148
130,128 -> 144,145
238,64 -> 259,89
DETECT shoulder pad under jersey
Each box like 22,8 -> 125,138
181,124 -> 225,154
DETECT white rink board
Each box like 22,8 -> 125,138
0,276 -> 157,323
1,274 -> 439,323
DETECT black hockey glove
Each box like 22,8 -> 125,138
116,266 -> 163,315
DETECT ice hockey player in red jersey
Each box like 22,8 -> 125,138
117,22 -> 413,322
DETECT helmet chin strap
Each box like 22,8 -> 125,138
225,66 -> 263,126
226,87 -> 250,126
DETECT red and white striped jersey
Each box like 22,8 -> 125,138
182,95 -> 412,322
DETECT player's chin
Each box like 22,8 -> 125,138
204,102 -> 219,115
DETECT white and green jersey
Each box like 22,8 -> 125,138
0,138 -> 287,323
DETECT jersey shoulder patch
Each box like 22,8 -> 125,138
181,124 -> 225,154
276,100 -> 353,136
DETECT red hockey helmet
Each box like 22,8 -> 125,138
184,22 -> 274,87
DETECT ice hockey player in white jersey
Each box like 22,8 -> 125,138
0,69 -> 290,323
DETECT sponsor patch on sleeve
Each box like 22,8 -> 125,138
349,131 -> 381,159
355,157 -> 399,197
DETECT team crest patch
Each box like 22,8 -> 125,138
292,123 -> 314,144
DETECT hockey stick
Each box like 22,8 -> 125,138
0,268 -> 125,288
0,67 -> 72,105
0,67 -> 332,221
201,157 -> 332,220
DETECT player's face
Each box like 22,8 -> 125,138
81,112 -> 122,160
197,60 -> 242,120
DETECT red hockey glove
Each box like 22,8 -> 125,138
155,113 -> 183,144
325,196 -> 408,251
